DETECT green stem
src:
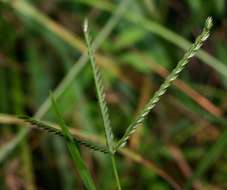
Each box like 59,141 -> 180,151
111,155 -> 122,190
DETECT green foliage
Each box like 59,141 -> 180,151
1,0 -> 227,189
50,93 -> 96,190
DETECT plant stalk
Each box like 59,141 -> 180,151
111,155 -> 122,190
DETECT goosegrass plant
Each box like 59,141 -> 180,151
1,0 -> 223,171
20,17 -> 212,189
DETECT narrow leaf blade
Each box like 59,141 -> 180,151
50,93 -> 96,190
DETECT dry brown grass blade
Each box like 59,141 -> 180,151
0,113 -> 181,190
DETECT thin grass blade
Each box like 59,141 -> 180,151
50,93 -> 96,190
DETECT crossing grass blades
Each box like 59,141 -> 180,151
21,17 -> 213,190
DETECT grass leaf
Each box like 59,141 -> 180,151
50,93 -> 96,190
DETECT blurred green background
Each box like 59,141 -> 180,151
0,0 -> 227,189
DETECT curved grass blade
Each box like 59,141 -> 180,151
84,20 -> 115,154
20,116 -> 109,154
50,93 -> 96,190
115,17 -> 213,150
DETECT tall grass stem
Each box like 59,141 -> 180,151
111,155 -> 122,190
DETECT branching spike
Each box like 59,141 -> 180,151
20,116 -> 109,154
84,20 -> 115,154
115,17 -> 213,150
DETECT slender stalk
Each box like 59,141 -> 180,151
111,155 -> 122,190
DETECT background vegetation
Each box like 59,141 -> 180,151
0,0 -> 227,189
